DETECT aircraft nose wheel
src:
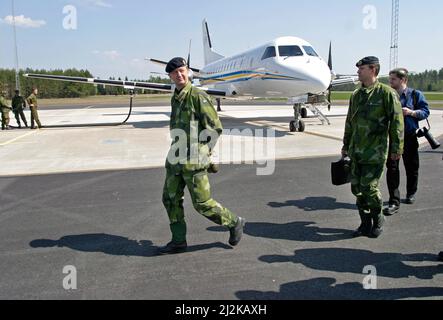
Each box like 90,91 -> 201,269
290,120 -> 305,132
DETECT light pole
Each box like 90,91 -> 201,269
12,0 -> 21,92
390,0 -> 400,70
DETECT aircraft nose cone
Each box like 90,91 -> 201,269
307,67 -> 331,94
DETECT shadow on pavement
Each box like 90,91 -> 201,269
259,248 -> 443,280
208,221 -> 354,242
30,233 -> 232,257
236,277 -> 443,300
268,196 -> 356,211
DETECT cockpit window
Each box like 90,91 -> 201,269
262,47 -> 276,60
303,46 -> 318,57
278,46 -> 303,57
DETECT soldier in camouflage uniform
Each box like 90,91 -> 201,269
12,90 -> 28,128
158,57 -> 246,255
27,87 -> 43,129
342,56 -> 404,238
1,89 -> 12,130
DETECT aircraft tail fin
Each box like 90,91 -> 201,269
202,19 -> 224,65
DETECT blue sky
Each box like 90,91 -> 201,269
0,0 -> 442,79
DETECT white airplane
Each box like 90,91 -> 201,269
25,19 -> 357,132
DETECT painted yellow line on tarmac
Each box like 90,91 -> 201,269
244,120 -> 343,141
0,131 -> 37,147
262,124 -> 343,141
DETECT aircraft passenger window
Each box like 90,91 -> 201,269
278,46 -> 303,57
303,46 -> 319,57
262,47 -> 276,60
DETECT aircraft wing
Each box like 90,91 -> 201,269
23,73 -> 226,97
149,58 -> 201,77
331,76 -> 359,87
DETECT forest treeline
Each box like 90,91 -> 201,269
1,67 -> 443,98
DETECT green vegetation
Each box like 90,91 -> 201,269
332,91 -> 443,102
0,68 -> 170,99
2,67 -> 443,102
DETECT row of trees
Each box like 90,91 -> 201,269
335,68 -> 443,92
2,67 -> 443,98
0,68 -> 171,99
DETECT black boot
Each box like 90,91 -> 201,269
353,210 -> 372,237
157,240 -> 187,255
370,210 -> 385,238
229,217 -> 246,246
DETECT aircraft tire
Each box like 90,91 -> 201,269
298,120 -> 305,132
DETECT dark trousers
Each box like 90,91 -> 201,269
14,109 -> 28,127
386,133 -> 420,205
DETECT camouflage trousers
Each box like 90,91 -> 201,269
351,161 -> 385,214
162,168 -> 238,243
30,106 -> 42,128
1,109 -> 10,129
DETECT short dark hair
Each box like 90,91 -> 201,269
390,68 -> 409,80
369,64 -> 381,76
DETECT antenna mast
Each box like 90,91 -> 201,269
390,0 -> 400,70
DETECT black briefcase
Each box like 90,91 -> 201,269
331,157 -> 351,186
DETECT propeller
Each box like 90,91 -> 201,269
327,41 -> 333,111
187,39 -> 194,82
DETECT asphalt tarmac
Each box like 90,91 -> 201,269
1,147 -> 442,300
0,102 -> 442,300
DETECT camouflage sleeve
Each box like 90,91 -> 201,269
387,90 -> 404,155
197,92 -> 223,147
342,95 -> 354,154
0,96 -> 11,109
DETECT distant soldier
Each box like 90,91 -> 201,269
1,89 -> 12,130
12,89 -> 28,128
27,87 -> 43,129
342,56 -> 404,238
158,57 -> 245,255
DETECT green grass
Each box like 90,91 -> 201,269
332,91 -> 443,101
331,92 -> 353,100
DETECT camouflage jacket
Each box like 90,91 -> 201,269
0,96 -> 11,112
343,81 -> 404,164
27,94 -> 38,108
12,95 -> 26,111
166,81 -> 222,172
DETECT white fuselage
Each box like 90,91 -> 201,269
199,37 -> 332,99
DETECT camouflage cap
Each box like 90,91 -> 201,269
165,57 -> 187,73
356,56 -> 380,67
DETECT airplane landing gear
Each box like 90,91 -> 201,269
301,107 -> 308,119
290,104 -> 305,132
216,98 -> 222,112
